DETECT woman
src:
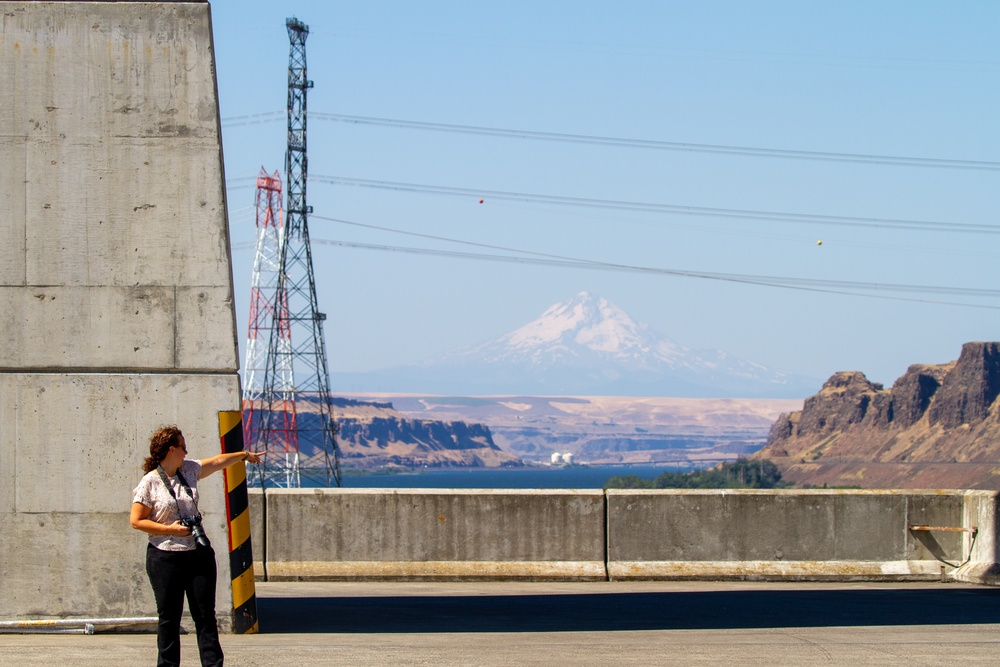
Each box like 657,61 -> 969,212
130,425 -> 264,667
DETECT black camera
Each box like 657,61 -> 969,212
180,514 -> 211,548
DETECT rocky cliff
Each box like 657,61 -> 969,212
753,342 -> 1000,489
333,399 -> 522,469
376,394 -> 799,466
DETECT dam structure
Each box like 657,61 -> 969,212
1,1 -> 241,624
2,0 -> 1000,641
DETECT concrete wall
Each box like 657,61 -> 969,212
258,489 -> 607,580
607,489 -> 965,580
0,2 -> 240,623
955,491 -> 1000,585
250,489 -> 998,584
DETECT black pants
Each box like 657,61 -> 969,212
146,544 -> 224,667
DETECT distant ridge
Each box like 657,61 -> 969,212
753,342 -> 1000,489
334,292 -> 819,398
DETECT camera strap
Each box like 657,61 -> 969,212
156,466 -> 198,516
156,465 -> 210,549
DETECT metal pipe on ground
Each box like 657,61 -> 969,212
0,617 -> 157,634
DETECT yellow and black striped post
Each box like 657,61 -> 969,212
219,410 -> 258,634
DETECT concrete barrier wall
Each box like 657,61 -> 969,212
607,489 -> 965,580
0,2 -> 240,623
258,489 -> 607,580
955,491 -> 1000,586
249,489 -> 998,584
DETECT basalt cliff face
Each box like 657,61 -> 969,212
332,398 -> 522,469
753,342 -> 1000,489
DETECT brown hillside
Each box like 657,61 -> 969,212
753,342 -> 1000,489
252,397 -> 522,469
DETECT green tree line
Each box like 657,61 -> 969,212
603,459 -> 787,490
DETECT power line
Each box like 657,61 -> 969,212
228,174 -> 1000,234
309,176 -> 1000,234
232,214 -> 1000,307
221,111 -> 1000,171
310,214 -> 1000,299
305,236 -> 1000,310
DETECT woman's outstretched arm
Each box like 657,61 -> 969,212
198,450 -> 266,478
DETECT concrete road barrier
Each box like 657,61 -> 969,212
249,488 -> 998,585
955,490 -> 1000,586
606,489 -> 972,581
253,488 -> 607,580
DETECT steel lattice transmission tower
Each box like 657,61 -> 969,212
242,169 -> 301,486
250,17 -> 341,487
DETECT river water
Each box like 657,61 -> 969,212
335,465 -> 683,489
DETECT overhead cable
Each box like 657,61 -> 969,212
310,215 -> 1000,298
306,237 -> 1000,310
232,214 -> 999,307
309,176 -> 1000,234
220,111 -> 1000,171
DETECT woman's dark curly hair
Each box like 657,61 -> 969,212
143,425 -> 183,473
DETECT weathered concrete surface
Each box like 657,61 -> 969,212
607,489 -> 967,580
1,1 -> 240,625
259,489 -> 607,580
0,374 -> 238,620
1,0 -> 236,372
0,374 -> 238,515
2,581 -> 999,666
0,285 -> 236,370
250,489 -> 997,584
955,490 -> 1000,586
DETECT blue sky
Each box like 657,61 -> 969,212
211,1 -> 1000,392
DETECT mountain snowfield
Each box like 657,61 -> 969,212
335,292 -> 819,398
475,293 -> 690,367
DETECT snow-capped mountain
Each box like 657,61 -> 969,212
334,292 -> 819,398
467,292 -> 688,369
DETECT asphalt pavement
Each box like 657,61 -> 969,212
1,580 -> 998,666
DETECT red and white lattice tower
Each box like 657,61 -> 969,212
241,168 -> 300,486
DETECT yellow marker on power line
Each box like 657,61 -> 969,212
817,240 -> 823,246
